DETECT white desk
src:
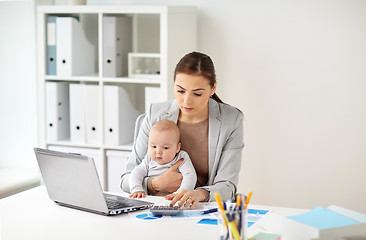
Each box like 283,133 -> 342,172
0,187 -> 307,240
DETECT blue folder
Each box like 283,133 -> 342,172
46,16 -> 57,75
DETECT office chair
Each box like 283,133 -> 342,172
134,113 -> 146,142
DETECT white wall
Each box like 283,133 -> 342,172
209,0 -> 366,213
230,1 -> 366,213
211,0 -> 366,213
0,1 -> 38,170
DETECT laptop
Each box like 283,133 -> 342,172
34,148 -> 153,216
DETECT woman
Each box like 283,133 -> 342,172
121,51 -> 244,209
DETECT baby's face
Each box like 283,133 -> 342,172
148,128 -> 180,165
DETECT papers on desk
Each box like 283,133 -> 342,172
286,206 -> 366,240
287,206 -> 359,229
129,205 -> 208,222
259,205 -> 366,240
248,209 -> 270,228
129,205 -> 270,228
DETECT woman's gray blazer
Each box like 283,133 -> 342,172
121,98 -> 244,201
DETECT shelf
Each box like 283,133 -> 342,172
103,144 -> 133,151
46,141 -> 100,149
46,141 -> 133,151
38,5 -> 196,15
45,75 -> 161,84
45,74 -> 100,82
38,5 -> 197,191
102,77 -> 161,84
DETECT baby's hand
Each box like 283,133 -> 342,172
129,191 -> 146,198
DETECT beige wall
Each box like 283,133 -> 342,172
180,0 -> 366,212
199,1 -> 366,212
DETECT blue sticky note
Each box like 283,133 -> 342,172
248,221 -> 255,228
197,218 -> 218,225
248,209 -> 270,215
196,219 -> 257,228
287,206 -> 359,229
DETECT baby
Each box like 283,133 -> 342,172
129,120 -> 197,198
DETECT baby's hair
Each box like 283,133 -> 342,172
151,120 -> 180,142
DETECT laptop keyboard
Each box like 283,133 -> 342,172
105,198 -> 132,209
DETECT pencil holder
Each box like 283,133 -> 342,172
218,206 -> 247,240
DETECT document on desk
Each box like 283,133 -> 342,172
247,209 -> 271,228
129,205 -> 211,222
194,208 -> 270,227
129,205 -> 270,226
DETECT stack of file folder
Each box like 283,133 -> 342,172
69,84 -> 100,144
46,82 -> 70,141
104,85 -> 139,146
46,16 -> 95,76
46,83 -> 139,145
103,16 -> 132,77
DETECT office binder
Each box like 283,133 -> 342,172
145,86 -> 163,113
46,16 -> 80,75
85,84 -> 99,144
46,16 -> 57,75
69,84 -> 87,143
45,82 -> 70,141
104,85 -> 139,145
56,17 -> 95,76
106,150 -> 130,192
103,16 -> 132,77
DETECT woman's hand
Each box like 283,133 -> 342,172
151,159 -> 184,193
166,189 -> 209,209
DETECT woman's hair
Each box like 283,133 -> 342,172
174,51 -> 223,103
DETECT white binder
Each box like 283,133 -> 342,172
48,145 -> 105,189
145,86 -> 163,113
104,85 -> 139,145
69,84 -> 87,143
46,82 -> 70,141
56,17 -> 95,76
103,16 -> 132,77
46,16 -> 57,75
106,150 -> 130,193
85,84 -> 99,144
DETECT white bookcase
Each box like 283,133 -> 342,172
37,5 -> 197,190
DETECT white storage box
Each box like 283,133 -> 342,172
128,53 -> 161,79
106,150 -> 130,193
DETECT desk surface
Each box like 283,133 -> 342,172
0,186 -> 307,240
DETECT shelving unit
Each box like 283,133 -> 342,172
37,5 -> 197,191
